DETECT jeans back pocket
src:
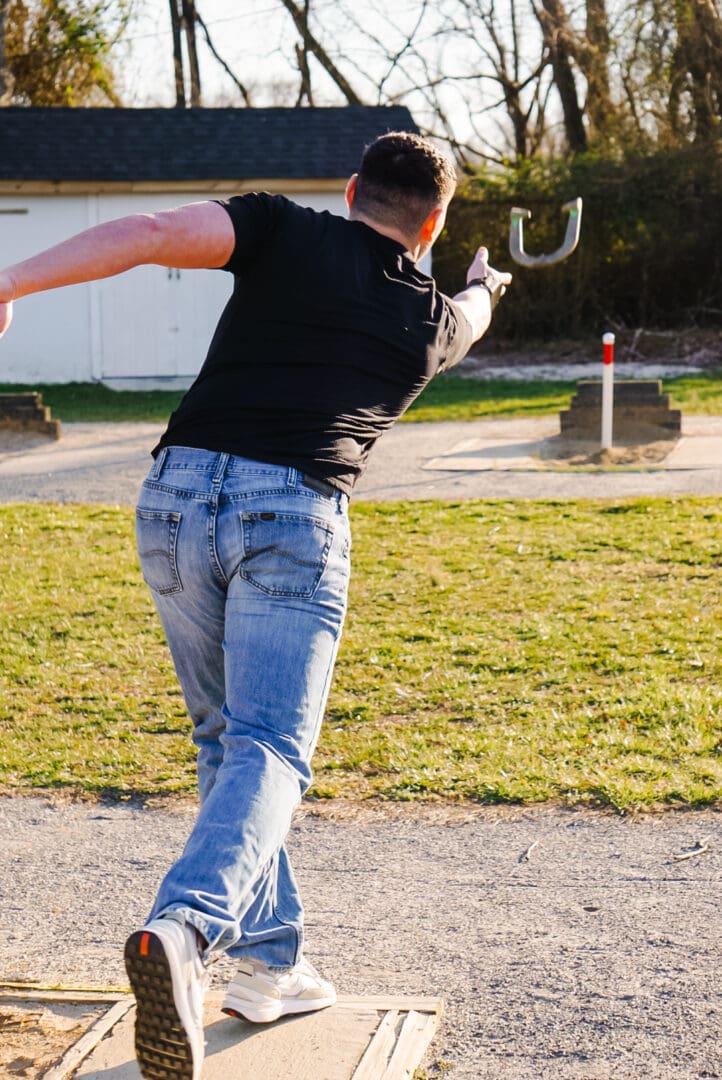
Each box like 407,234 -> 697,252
239,511 -> 334,598
136,509 -> 182,595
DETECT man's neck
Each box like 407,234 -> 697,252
349,211 -> 418,259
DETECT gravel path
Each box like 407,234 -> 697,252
1,797 -> 720,1079
0,799 -> 716,1075
3,416 -> 722,504
1,419 -> 721,1078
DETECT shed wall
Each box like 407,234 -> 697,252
0,190 -> 348,385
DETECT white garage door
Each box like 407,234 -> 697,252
95,194 -> 233,384
0,195 -> 95,383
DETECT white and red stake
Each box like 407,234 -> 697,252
601,332 -> 615,450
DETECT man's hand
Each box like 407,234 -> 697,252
466,245 -> 512,305
0,271 -> 15,339
0,301 -> 12,339
452,246 -> 512,343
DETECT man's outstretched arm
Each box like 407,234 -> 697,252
452,245 -> 512,343
0,200 -> 235,338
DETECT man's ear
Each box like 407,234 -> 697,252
345,174 -> 358,211
420,206 -> 444,244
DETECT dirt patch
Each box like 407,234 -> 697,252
538,434 -> 678,467
0,999 -> 106,1078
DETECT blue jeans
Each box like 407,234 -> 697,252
135,447 -> 351,968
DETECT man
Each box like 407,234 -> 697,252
0,131 -> 510,1080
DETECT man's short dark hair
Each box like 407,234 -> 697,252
353,132 -> 457,237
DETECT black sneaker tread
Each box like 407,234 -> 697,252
124,929 -> 194,1080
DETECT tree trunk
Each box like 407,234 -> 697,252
535,0 -> 587,153
295,43 -> 314,105
671,0 -> 722,142
294,0 -> 314,105
691,0 -> 722,134
584,0 -> 614,139
499,77 -> 532,158
181,0 -> 201,107
168,0 -> 186,107
0,0 -> 14,104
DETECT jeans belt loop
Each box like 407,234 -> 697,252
211,452 -> 230,490
149,446 -> 168,480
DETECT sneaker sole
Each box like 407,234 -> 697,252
221,991 -> 336,1025
124,929 -> 196,1080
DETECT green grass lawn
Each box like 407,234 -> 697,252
1,499 -> 720,810
3,369 -> 722,423
0,382 -> 185,423
407,369 -> 722,421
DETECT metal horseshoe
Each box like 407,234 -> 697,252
509,197 -> 583,268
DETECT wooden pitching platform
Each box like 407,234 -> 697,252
2,988 -> 443,1080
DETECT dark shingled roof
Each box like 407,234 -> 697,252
0,106 -> 419,182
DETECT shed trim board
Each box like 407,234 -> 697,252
0,178 -> 349,195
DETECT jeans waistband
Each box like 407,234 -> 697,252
149,447 -> 347,509
299,473 -> 338,499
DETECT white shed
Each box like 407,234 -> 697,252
0,106 -> 419,388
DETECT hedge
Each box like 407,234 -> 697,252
433,147 -> 722,341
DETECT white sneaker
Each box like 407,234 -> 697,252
124,913 -> 208,1080
222,957 -> 337,1024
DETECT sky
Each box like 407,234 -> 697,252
116,1 -> 413,109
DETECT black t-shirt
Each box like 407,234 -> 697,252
155,193 -> 472,494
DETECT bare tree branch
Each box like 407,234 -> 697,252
196,10 -> 252,106
278,0 -> 364,105
376,0 -> 431,104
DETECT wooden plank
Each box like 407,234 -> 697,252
350,1010 -> 399,1080
0,989 -> 129,1005
335,995 -> 442,1013
42,999 -> 135,1080
380,1010 -> 441,1080
0,989 -> 441,1012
